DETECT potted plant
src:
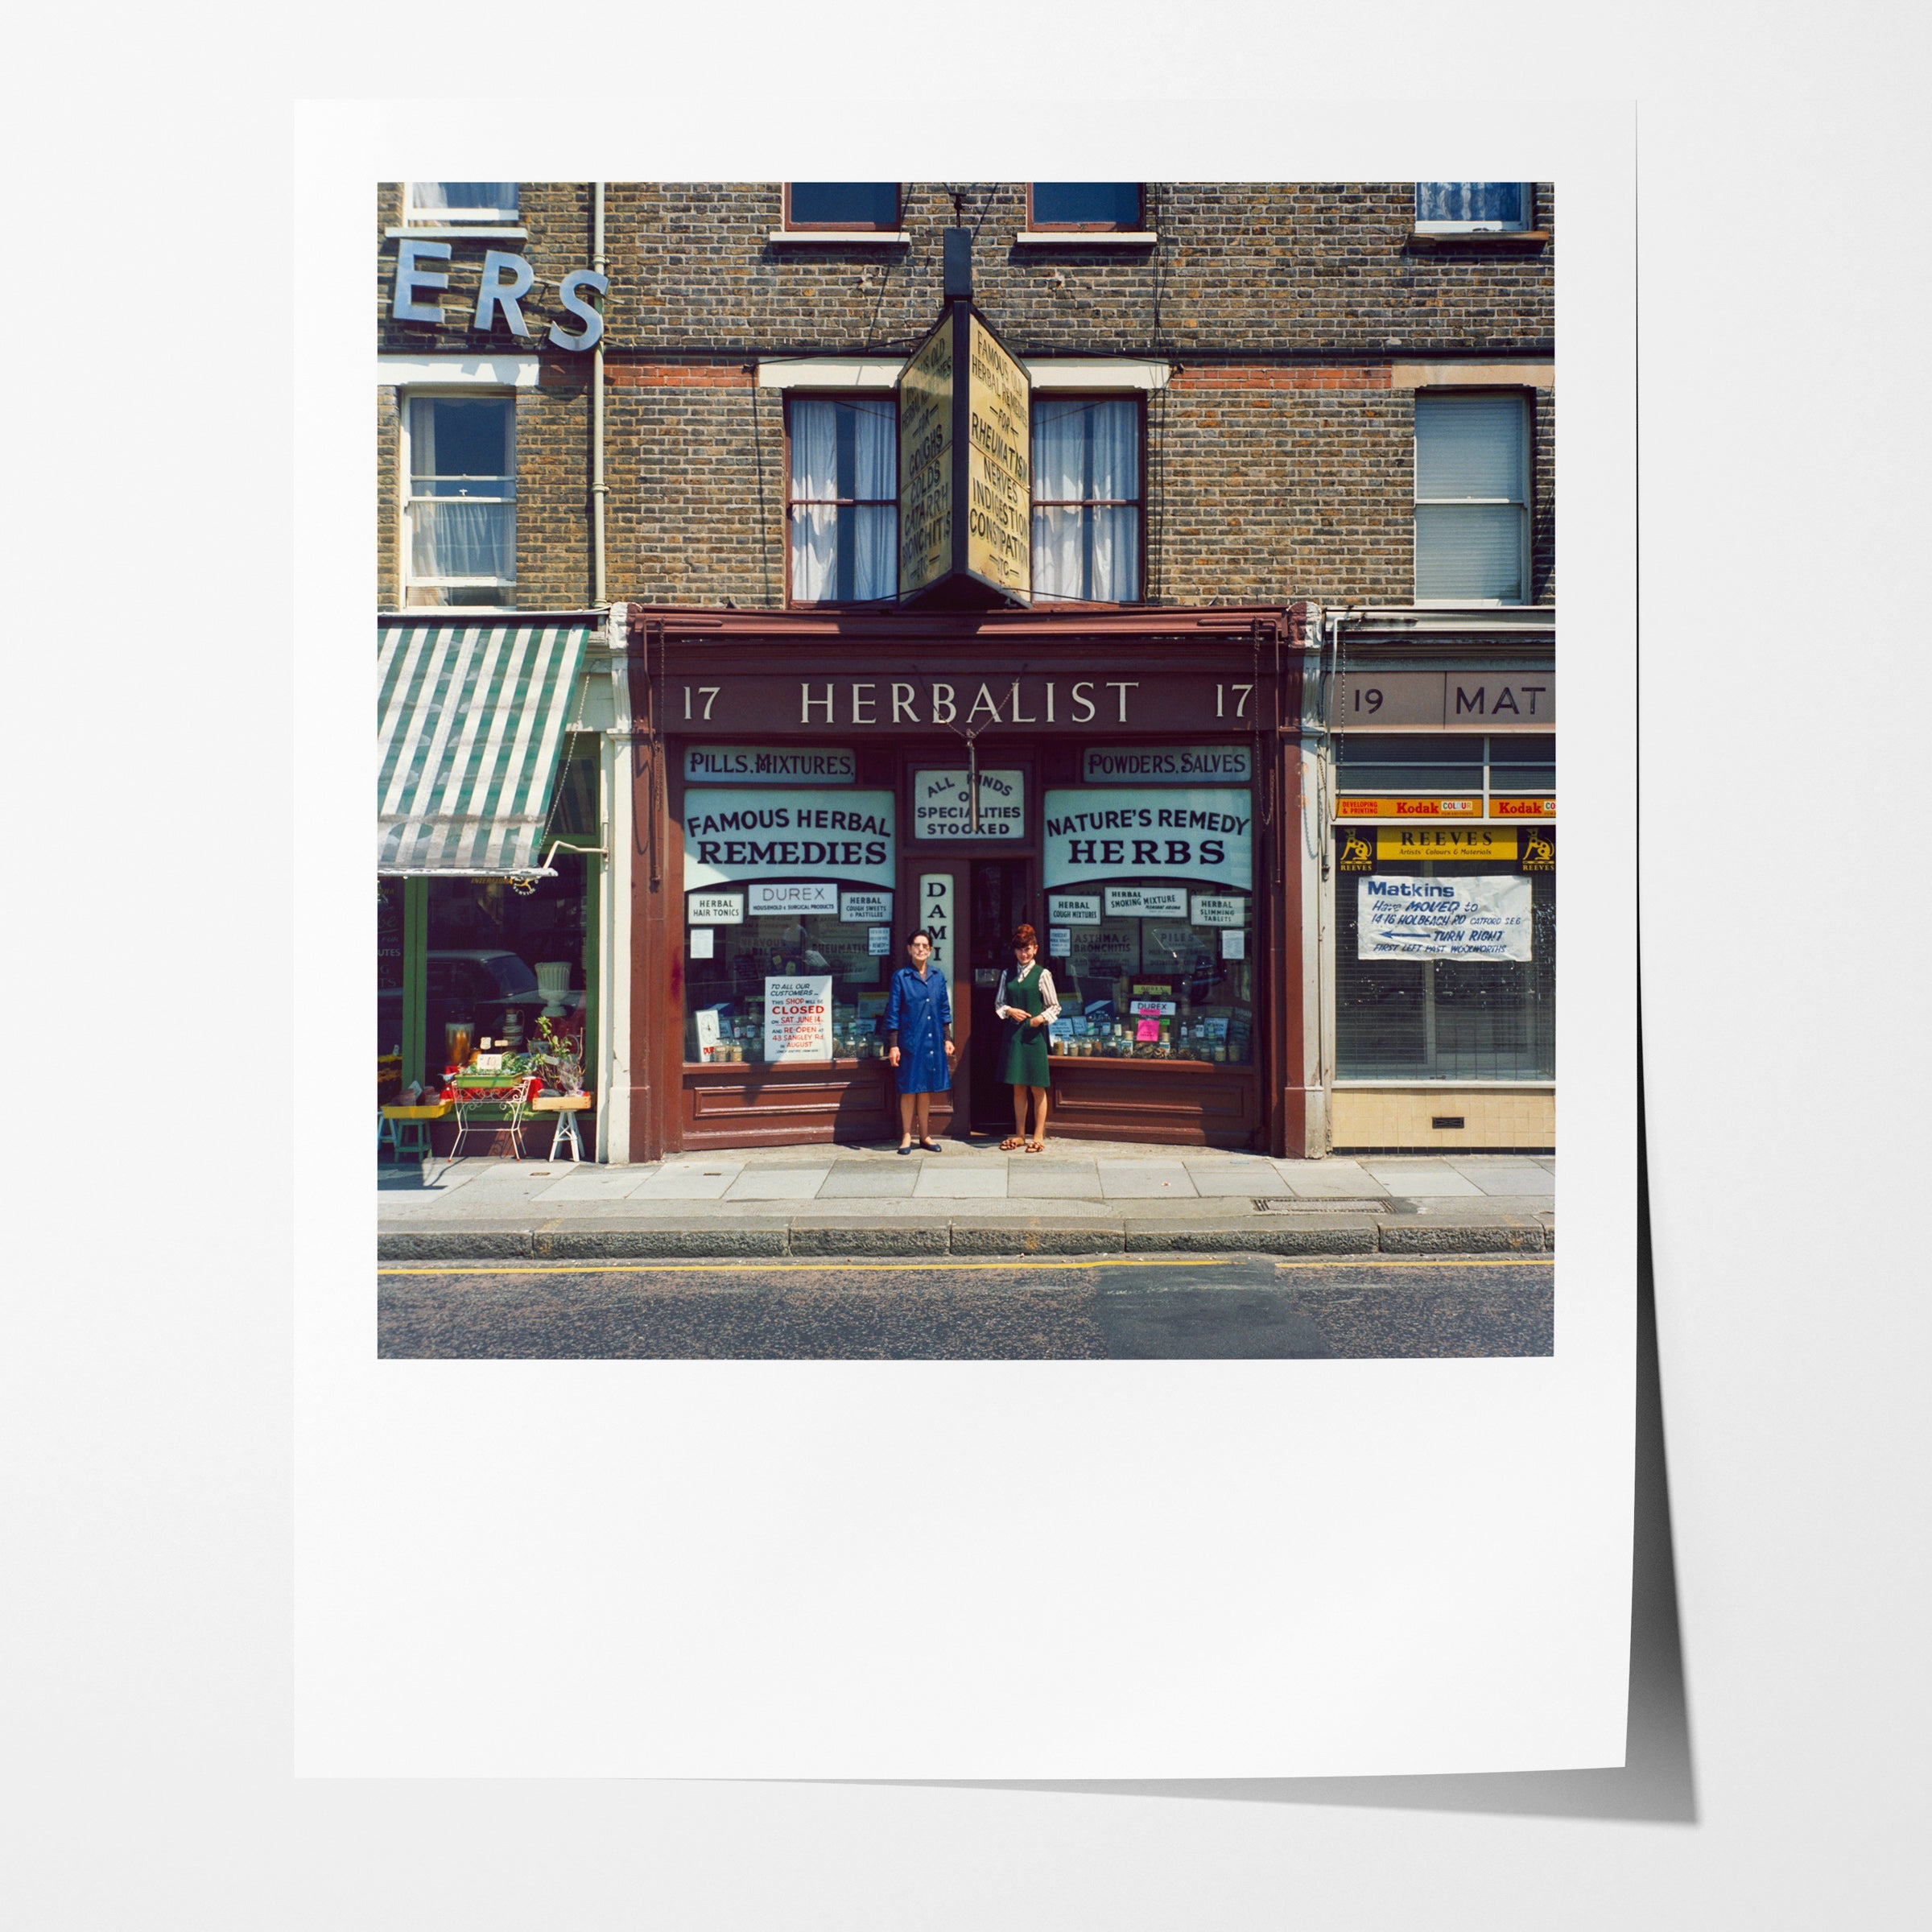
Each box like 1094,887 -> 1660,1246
531,1013 -> 587,1096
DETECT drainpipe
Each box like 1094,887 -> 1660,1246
592,180 -> 608,606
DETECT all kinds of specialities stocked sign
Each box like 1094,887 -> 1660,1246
1356,876 -> 1533,961
911,768 -> 1024,840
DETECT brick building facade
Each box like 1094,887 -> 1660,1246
376,182 -> 1557,1162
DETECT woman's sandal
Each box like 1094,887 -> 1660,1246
1000,1136 -> 1025,1151
1026,1138 -> 1046,1154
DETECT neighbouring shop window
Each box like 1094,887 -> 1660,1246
681,780 -> 898,1063
1032,396 -> 1141,604
1028,183 -> 1143,229
403,394 -> 516,608
1334,830 -> 1555,1081
788,397 -> 897,604
1334,733 -> 1554,808
1414,391 -> 1530,604
785,183 -> 900,229
406,182 -> 520,224
1042,782 -> 1255,1061
419,857 -> 591,1073
1414,183 -> 1530,233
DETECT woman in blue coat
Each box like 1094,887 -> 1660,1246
886,928 -> 955,1154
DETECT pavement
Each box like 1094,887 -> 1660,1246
377,1136 -> 1554,1261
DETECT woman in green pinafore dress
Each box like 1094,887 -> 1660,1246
993,924 -> 1061,1153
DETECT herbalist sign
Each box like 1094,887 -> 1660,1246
1042,788 -> 1253,892
683,788 -> 895,890
1357,875 -> 1533,961
896,301 -> 1031,606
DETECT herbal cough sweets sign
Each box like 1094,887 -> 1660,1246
682,789 -> 896,891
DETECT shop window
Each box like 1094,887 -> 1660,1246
1041,779 -> 1256,1061
1031,396 -> 1142,604
1414,392 -> 1530,604
787,396 -> 898,604
784,183 -> 900,230
1028,184 -> 1143,230
416,861 -> 591,1073
1414,183 -> 1530,233
1334,836 -> 1555,1081
402,394 -> 516,608
679,775 -> 898,1063
406,182 -> 520,225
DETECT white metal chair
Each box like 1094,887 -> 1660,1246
447,1075 -> 534,1164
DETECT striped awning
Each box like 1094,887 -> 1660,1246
377,621 -> 594,875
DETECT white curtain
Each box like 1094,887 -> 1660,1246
790,398 -> 897,601
407,398 -> 514,582
1030,397 -> 1140,602
411,182 -> 518,215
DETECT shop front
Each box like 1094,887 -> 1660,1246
376,613 -> 619,1158
621,605 -> 1308,1158
1321,625 -> 1556,1152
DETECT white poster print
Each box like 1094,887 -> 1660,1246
764,975 -> 833,1061
1357,874 -> 1533,960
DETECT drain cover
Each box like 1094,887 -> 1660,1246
1253,1197 -> 1385,1212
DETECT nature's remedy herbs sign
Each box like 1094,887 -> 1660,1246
1042,788 -> 1253,891
683,789 -> 895,890
1357,875 -> 1533,960
896,302 -> 1031,605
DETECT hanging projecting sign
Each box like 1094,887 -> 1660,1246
897,303 -> 1031,606
1357,876 -> 1533,961
1042,788 -> 1253,892
682,788 -> 895,890
911,768 -> 1025,840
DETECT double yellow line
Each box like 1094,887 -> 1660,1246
378,1254 -> 1554,1278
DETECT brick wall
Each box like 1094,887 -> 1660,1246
375,182 -> 1555,613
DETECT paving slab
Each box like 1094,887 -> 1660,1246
1185,1163 -> 1289,1197
1006,1163 -> 1105,1199
1097,1161 -> 1200,1199
812,1165 -> 922,1198
911,1167 -> 1009,1198
1360,1162 -> 1485,1198
1444,1163 -> 1557,1195
1275,1161 -> 1392,1198
720,1169 -> 832,1201
530,1168 -> 663,1202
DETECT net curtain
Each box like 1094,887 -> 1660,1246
408,398 -> 515,583
1031,396 -> 1140,603
789,398 -> 897,601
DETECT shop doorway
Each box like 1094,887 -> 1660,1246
966,858 -> 1034,1130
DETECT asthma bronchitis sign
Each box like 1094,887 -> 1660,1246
1357,874 -> 1533,960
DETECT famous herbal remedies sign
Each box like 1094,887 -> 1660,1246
1357,875 -> 1533,960
1042,788 -> 1253,892
683,789 -> 895,890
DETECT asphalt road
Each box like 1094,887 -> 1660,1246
376,1255 -> 1554,1360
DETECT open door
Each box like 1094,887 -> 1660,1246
966,857 -> 1034,1132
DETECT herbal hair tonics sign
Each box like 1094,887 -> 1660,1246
1042,788 -> 1253,891
683,789 -> 895,890
1357,874 -> 1533,960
